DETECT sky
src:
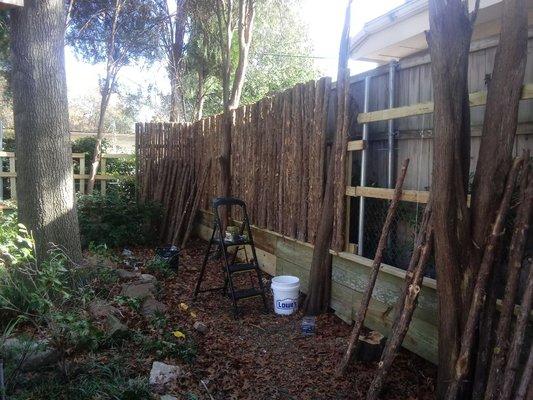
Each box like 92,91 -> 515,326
64,0 -> 405,118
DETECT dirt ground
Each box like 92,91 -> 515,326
146,239 -> 437,400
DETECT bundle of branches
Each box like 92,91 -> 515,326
144,157 -> 211,249
349,154 -> 532,400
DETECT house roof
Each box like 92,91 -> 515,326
0,0 -> 23,10
350,0 -> 533,63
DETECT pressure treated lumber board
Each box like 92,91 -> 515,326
357,83 -> 533,124
345,186 -> 430,203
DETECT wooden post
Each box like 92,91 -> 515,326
9,154 -> 16,201
100,156 -> 107,195
344,147 -> 353,251
78,155 -> 85,194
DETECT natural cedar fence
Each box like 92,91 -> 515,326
136,77 -> 350,249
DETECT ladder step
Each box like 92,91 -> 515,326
213,237 -> 251,247
228,262 -> 257,274
233,288 -> 264,301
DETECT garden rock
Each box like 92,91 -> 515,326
140,273 -> 157,284
193,321 -> 208,334
105,314 -> 129,338
141,298 -> 167,317
160,395 -> 178,400
88,299 -> 119,320
120,282 -> 156,299
116,269 -> 141,280
2,338 -> 61,372
149,361 -> 183,393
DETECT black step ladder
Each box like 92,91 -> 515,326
193,197 -> 268,317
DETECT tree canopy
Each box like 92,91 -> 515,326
66,0 -> 163,67
173,0 -> 318,120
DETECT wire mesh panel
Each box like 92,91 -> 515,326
359,198 -> 435,278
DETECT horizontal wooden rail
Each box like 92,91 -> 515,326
1,152 -> 131,159
347,140 -> 366,151
346,186 -> 430,203
357,83 -> 533,124
0,152 -> 131,200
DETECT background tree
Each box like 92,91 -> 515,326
67,0 -> 162,193
158,0 -> 187,122
10,0 -> 82,261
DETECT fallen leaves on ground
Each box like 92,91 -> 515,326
143,239 -> 437,400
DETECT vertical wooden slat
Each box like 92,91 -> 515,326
9,154 -> 16,200
79,155 -> 85,194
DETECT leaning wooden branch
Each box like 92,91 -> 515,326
366,203 -> 433,400
484,155 -> 531,400
515,341 -> 533,400
336,158 -> 410,376
499,190 -> 533,400
445,157 -> 524,400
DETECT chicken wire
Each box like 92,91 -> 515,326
362,198 -> 435,278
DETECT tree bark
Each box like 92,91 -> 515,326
468,0 -> 528,304
304,0 -> 353,318
336,158 -> 409,376
426,1 -> 475,396
10,0 -> 82,262
445,157 -> 524,400
303,147 -> 334,316
169,0 -> 187,122
484,158 -> 532,400
227,0 -> 254,110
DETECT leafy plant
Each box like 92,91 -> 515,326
114,295 -> 142,312
133,330 -> 197,363
48,310 -> 103,351
0,212 -> 34,266
145,256 -> 173,278
77,192 -> 160,248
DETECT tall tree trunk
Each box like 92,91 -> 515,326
467,0 -> 528,312
10,0 -> 82,262
426,0 -> 474,397
169,0 -> 186,122
195,70 -> 206,121
87,85 -> 112,194
304,0 -> 352,316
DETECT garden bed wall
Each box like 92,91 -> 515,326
195,210 -> 438,364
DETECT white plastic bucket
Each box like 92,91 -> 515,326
271,275 -> 300,315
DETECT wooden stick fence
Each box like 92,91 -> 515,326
136,78 -> 334,247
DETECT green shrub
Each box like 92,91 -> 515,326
72,137 -> 110,174
145,256 -> 174,278
77,192 -> 160,248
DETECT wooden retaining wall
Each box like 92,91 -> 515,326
195,210 -> 439,364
